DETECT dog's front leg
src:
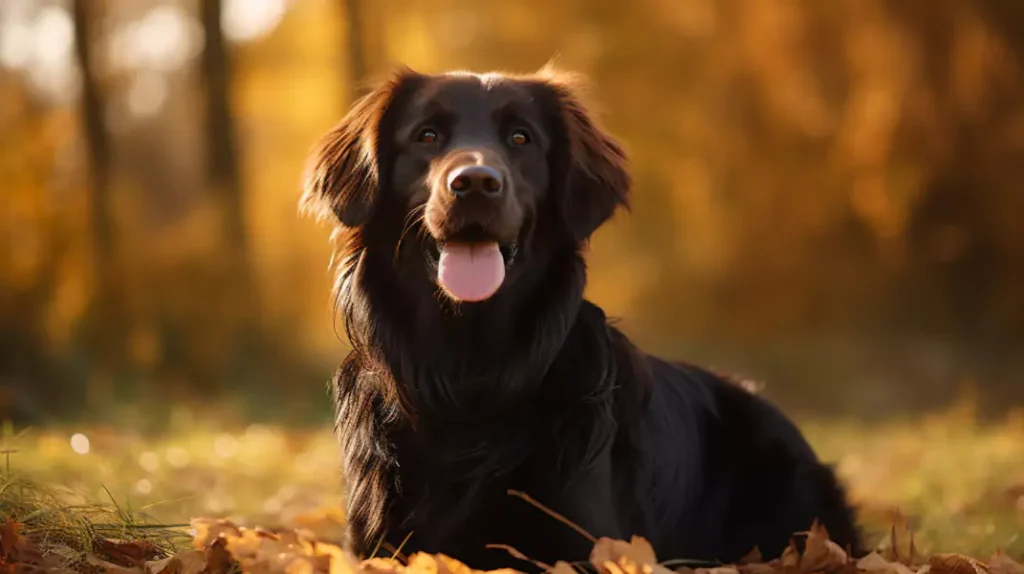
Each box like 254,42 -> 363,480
501,449 -> 626,569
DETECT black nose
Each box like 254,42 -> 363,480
447,165 -> 504,197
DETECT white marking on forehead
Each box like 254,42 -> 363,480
478,73 -> 505,90
442,70 -> 505,91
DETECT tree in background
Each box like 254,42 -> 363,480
72,0 -> 127,408
345,0 -> 368,100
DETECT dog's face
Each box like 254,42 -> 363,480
302,67 -> 630,304
389,74 -> 552,302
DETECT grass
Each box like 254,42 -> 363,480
1,396 -> 1023,567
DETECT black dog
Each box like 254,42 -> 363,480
301,66 -> 861,571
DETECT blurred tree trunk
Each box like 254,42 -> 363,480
200,0 -> 248,258
345,0 -> 368,101
73,0 -> 123,406
976,0 -> 1024,63
72,0 -> 113,283
200,0 -> 265,390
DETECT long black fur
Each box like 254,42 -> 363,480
302,66 -> 862,571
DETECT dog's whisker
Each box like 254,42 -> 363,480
394,204 -> 428,263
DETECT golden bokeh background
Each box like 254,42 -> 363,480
2,0 -> 1023,425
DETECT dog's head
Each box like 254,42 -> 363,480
302,66 -> 630,304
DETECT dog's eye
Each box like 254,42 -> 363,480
509,129 -> 531,146
417,129 -> 438,144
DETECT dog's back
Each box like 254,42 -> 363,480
640,355 -> 863,561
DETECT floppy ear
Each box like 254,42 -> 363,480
300,69 -> 420,227
538,68 -> 631,241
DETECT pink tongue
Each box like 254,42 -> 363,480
437,241 -> 506,302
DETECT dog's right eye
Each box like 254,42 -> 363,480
416,129 -> 438,144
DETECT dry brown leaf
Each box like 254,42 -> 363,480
800,522 -> 848,573
94,538 -> 164,568
892,563 -> 918,574
401,552 -> 519,574
188,517 -> 364,574
190,518 -> 243,550
15,564 -> 79,574
590,536 -> 674,574
145,549 -> 209,574
928,554 -> 989,574
0,518 -> 31,563
740,563 -> 778,574
360,557 -> 404,574
989,551 -> 1024,574
485,543 -> 551,572
858,553 -> 893,572
145,556 -> 182,574
204,538 -> 237,574
741,548 -> 764,565
551,562 -> 578,574
781,542 -> 800,571
695,567 -> 740,574
85,553 -> 146,573
856,552 -> 916,574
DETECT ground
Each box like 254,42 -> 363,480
1,396 -> 1023,572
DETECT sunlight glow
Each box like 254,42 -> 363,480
138,451 -> 161,472
166,446 -> 191,468
69,433 -> 90,455
135,478 -> 153,494
33,6 -> 74,67
107,5 -> 203,72
213,433 -> 239,459
222,0 -> 289,43
0,19 -> 32,69
0,0 -> 34,69
0,3 -> 80,103
126,71 -> 169,119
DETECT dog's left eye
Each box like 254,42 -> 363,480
417,129 -> 439,144
509,129 -> 531,146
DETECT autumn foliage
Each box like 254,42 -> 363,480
3,514 -> 1024,574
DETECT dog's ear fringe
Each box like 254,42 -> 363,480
298,67 -> 422,228
532,64 -> 632,240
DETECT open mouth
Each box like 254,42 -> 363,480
424,225 -> 519,302
425,225 -> 519,269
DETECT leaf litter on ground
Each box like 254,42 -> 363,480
3,499 -> 1024,574
4,411 -> 1024,572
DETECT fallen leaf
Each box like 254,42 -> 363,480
404,553 -> 518,574
190,518 -> 243,550
859,553 -> 893,572
361,557 -> 404,574
145,556 -> 181,574
145,549 -> 208,574
929,554 -> 988,574
485,543 -> 551,572
85,553 -> 145,573
590,536 -> 674,574
203,537 -> 237,574
989,551 -> 1024,574
0,519 -> 23,561
741,548 -> 763,565
94,538 -> 164,568
740,563 -> 778,574
799,521 -> 848,573
781,541 -> 800,571
695,567 -> 739,574
551,562 -> 578,574
848,552 -> 914,574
